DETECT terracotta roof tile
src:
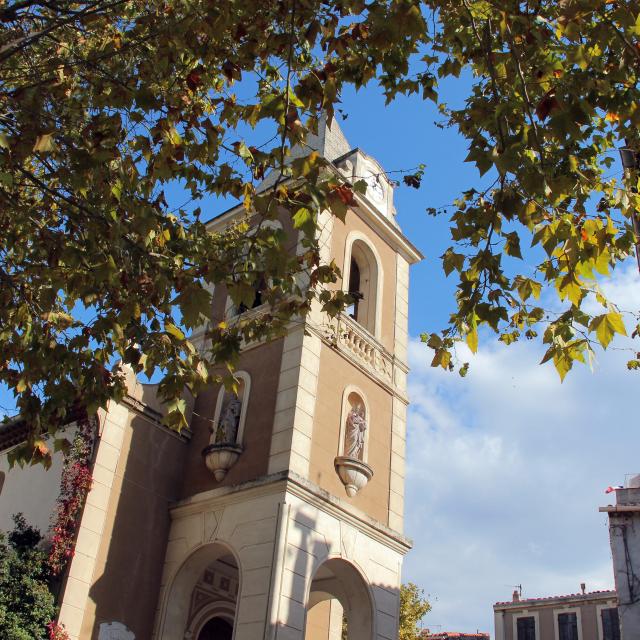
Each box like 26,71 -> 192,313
494,590 -> 616,606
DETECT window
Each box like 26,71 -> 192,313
343,234 -> 382,337
601,608 -> 620,640
558,612 -> 579,640
237,274 -> 266,314
517,616 -> 536,640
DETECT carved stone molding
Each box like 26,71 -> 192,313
334,456 -> 373,497
202,444 -> 243,481
324,314 -> 394,386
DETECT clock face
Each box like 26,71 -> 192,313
365,171 -> 384,201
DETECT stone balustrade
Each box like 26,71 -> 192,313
326,314 -> 394,386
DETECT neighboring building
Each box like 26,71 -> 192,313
0,116 -> 422,640
493,587 -> 619,640
600,477 -> 640,639
0,418 -> 75,535
421,631 -> 490,640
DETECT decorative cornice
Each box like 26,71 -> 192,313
350,191 -> 423,264
203,165 -> 423,265
170,470 -> 412,555
493,591 -> 617,610
117,394 -> 192,442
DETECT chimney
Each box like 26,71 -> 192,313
512,589 -> 520,602
580,583 -> 586,595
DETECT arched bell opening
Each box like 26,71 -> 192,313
343,235 -> 382,338
304,558 -> 374,640
158,543 -> 240,640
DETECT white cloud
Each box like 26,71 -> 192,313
402,265 -> 640,636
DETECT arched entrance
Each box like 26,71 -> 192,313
197,616 -> 233,640
158,543 -> 240,640
304,558 -> 374,640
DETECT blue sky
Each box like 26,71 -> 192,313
333,83 -> 640,635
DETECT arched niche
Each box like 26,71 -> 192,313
157,542 -> 241,640
342,232 -> 383,338
211,372 -> 251,446
338,386 -> 370,463
304,557 -> 375,640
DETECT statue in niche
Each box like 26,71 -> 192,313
215,393 -> 242,443
344,403 -> 367,460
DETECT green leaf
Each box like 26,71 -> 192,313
514,277 -> 542,302
442,249 -> 465,276
504,232 -> 522,259
174,286 -> 212,329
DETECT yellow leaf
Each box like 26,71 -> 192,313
165,322 -> 185,341
431,348 -> 451,370
605,112 -> 620,123
33,133 -> 54,152
591,312 -> 627,349
466,315 -> 478,354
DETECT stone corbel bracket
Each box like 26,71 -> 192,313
334,456 -> 373,497
202,443 -> 244,481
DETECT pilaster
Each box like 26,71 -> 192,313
58,403 -> 130,640
268,325 -> 321,477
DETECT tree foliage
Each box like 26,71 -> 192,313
0,0 -> 425,461
416,0 -> 640,380
2,0 -> 640,460
399,582 -> 432,640
0,515 -> 57,640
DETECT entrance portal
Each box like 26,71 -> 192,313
197,616 -> 233,640
158,543 -> 239,640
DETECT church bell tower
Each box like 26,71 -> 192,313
152,117 -> 422,640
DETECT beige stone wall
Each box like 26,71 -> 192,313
309,342 -> 392,526
268,326 -> 322,478
181,337 -> 285,498
55,367 -> 191,640
305,600 -> 343,640
154,476 -> 408,640
66,406 -> 186,640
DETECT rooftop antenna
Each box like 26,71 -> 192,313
507,584 -> 523,598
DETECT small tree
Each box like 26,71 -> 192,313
399,582 -> 432,640
0,514 -> 57,640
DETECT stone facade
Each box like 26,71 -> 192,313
0,118 -> 422,640
600,480 -> 640,639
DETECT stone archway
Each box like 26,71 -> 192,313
305,558 -> 374,640
196,616 -> 233,640
157,543 -> 240,640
